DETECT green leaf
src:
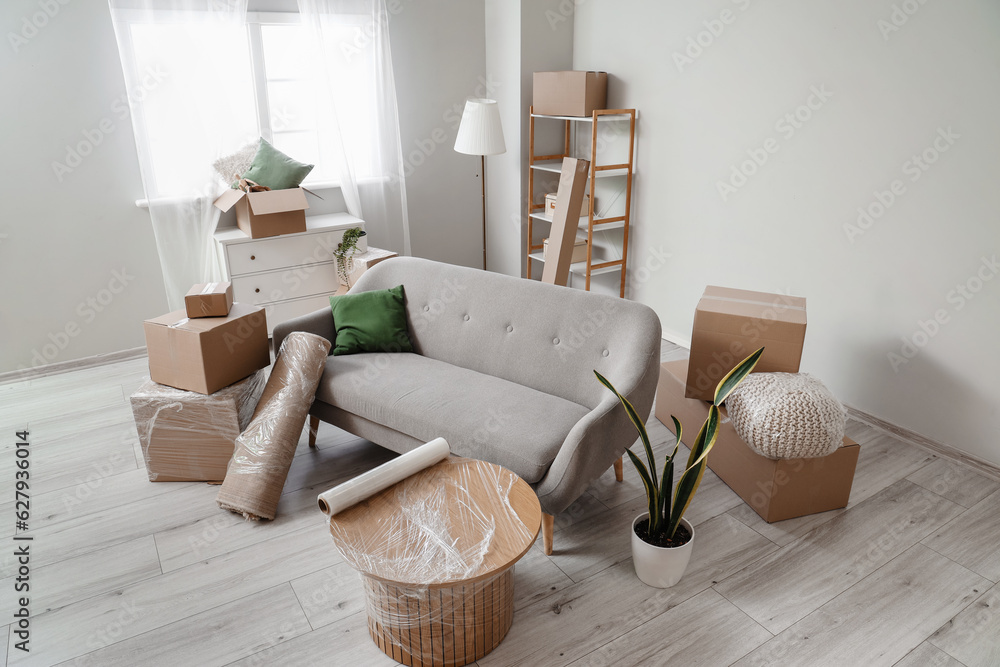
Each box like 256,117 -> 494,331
669,406 -> 720,536
595,370 -> 658,490
713,347 -> 765,406
626,448 -> 659,533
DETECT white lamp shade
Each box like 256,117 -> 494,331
454,98 -> 506,156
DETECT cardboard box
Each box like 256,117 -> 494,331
130,370 -> 266,482
686,285 -> 807,400
213,187 -> 309,239
543,237 -> 588,264
184,282 -> 234,318
341,247 -> 398,288
143,303 -> 270,395
541,158 -> 590,286
546,193 -> 591,220
533,71 -> 608,117
657,359 -> 859,523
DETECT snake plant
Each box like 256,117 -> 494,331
596,347 -> 764,542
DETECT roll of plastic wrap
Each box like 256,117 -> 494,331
216,331 -> 331,520
317,437 -> 450,516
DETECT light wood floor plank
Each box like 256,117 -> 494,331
568,588 -> 771,666
8,527 -> 339,666
59,584 -> 311,667
0,384 -> 125,427
894,641 -> 966,667
225,610 -> 400,667
909,458 -> 1000,509
715,479 -> 966,634
733,544 -> 987,667
845,418 -> 880,444
0,536 -> 160,620
928,581 -> 1000,666
477,513 -> 776,667
288,562 -> 366,631
727,432 -> 938,547
512,544 -> 576,612
923,489 -> 1000,582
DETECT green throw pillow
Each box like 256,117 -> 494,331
240,138 -> 314,190
329,285 -> 414,356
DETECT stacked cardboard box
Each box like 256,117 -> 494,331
656,286 -> 859,523
184,282 -> 234,318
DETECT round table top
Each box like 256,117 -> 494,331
328,457 -> 541,588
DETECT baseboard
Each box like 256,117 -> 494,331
0,347 -> 148,385
845,405 -> 1000,482
661,327 -> 691,349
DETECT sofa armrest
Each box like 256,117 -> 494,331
271,306 -> 336,355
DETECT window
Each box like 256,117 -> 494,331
122,11 -> 378,198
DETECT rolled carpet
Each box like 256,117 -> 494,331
217,331 -> 332,520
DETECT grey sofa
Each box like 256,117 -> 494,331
273,256 -> 661,553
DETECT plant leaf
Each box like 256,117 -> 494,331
595,370 -> 658,490
625,448 -> 659,533
713,347 -> 765,406
670,405 -> 720,536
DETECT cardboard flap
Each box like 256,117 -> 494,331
246,188 -> 309,215
213,188 -> 245,213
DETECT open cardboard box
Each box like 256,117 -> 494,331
657,359 -> 859,523
213,187 -> 313,239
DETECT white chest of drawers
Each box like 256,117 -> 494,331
214,213 -> 365,335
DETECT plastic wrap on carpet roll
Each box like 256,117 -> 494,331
129,370 -> 266,482
317,437 -> 450,516
726,372 -> 847,459
216,331 -> 331,519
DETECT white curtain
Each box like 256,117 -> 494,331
298,0 -> 411,255
109,0 -> 257,311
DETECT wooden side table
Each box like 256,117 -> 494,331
328,457 -> 541,667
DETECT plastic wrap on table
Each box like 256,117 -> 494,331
726,372 -> 847,459
328,457 -> 541,667
216,331 -> 331,519
129,370 -> 267,482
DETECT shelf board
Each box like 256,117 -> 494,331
527,252 -> 624,277
529,160 -> 631,177
531,112 -> 635,122
527,212 -> 626,230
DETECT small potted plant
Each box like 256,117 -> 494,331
595,347 -> 763,588
334,227 -> 367,287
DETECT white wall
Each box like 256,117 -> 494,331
1,0 -> 488,373
574,0 -> 1000,466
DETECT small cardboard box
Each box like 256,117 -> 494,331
143,302 -> 270,395
543,237 -> 588,264
657,359 -> 859,523
533,71 -> 608,117
545,193 -> 591,220
213,187 -> 309,239
686,285 -> 807,401
184,282 -> 234,318
342,247 -> 398,288
130,370 -> 266,482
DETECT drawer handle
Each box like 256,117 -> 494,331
255,288 -> 260,293
250,255 -> 256,260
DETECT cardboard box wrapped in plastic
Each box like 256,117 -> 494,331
130,370 -> 266,482
657,359 -> 859,523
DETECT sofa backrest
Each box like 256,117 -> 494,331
351,257 -> 662,409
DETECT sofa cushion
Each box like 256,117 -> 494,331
315,353 -> 590,483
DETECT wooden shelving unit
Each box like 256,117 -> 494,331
526,107 -> 636,297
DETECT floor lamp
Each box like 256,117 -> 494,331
454,98 -> 506,270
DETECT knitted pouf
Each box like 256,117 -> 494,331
726,373 -> 846,459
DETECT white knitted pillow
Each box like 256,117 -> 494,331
726,373 -> 846,460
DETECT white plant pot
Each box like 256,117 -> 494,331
631,514 -> 694,588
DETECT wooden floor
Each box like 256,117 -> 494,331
3,342 -> 1000,666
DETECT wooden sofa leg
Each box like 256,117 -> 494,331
542,513 -> 554,556
308,415 -> 320,448
613,456 -> 624,483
